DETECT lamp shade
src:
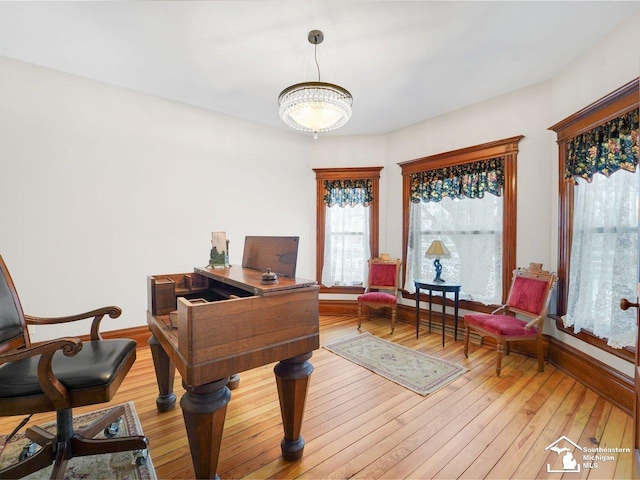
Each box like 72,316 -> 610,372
425,240 -> 451,259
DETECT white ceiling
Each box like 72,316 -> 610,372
0,1 -> 638,136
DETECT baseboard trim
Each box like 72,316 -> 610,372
320,299 -> 359,315
547,335 -> 633,415
78,325 -> 151,348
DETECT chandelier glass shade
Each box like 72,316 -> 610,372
278,30 -> 352,139
278,82 -> 352,138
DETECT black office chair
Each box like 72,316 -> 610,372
0,255 -> 148,479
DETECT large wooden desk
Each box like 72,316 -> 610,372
147,265 -> 319,479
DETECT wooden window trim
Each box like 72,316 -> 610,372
313,166 -> 383,292
398,136 -> 523,307
549,78 -> 639,356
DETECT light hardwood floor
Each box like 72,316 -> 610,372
0,315 -> 634,479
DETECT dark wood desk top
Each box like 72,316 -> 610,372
194,265 -> 317,296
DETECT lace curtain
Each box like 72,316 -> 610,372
404,158 -> 504,304
321,179 -> 372,288
563,109 -> 639,348
564,171 -> 638,348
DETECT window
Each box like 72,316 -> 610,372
322,188 -> 370,287
314,167 -> 382,292
400,137 -> 521,308
551,81 -> 639,351
408,192 -> 503,303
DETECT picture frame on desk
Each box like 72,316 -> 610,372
209,231 -> 229,267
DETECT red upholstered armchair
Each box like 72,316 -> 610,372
463,263 -> 557,377
357,257 -> 402,334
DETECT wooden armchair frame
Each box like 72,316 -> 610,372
0,256 -> 147,480
463,263 -> 557,376
357,257 -> 402,334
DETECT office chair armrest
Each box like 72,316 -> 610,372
0,337 -> 82,409
25,306 -> 122,341
0,337 -> 82,364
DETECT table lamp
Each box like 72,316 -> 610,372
425,240 -> 451,283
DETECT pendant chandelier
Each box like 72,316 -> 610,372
278,30 -> 353,139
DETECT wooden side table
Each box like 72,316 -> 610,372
414,280 -> 462,346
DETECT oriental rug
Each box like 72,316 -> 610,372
323,332 -> 467,395
0,401 -> 156,480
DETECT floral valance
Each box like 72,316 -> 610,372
409,158 -> 504,203
323,179 -> 373,207
565,108 -> 639,182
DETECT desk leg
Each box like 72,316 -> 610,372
274,352 -> 314,461
181,378 -> 231,480
148,335 -> 177,412
228,374 -> 240,390
441,293 -> 446,347
415,287 -> 420,339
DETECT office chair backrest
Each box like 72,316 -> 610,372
0,256 -> 29,354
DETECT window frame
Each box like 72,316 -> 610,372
314,166 -> 383,294
549,78 -> 639,361
399,136 -> 522,311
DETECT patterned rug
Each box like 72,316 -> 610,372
323,332 -> 467,395
0,401 -> 156,480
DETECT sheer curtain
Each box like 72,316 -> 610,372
322,204 -> 370,287
404,195 -> 502,304
564,170 -> 638,348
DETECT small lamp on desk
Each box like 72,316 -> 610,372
425,240 -> 451,283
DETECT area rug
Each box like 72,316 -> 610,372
323,332 -> 467,395
0,401 -> 156,480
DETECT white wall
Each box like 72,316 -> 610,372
550,12 -> 640,123
0,56 -> 322,340
385,80 -> 555,271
